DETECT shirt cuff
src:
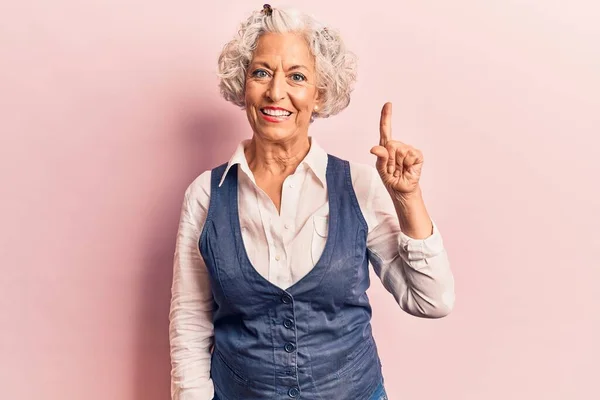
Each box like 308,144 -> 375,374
398,219 -> 445,262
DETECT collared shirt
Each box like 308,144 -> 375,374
169,138 -> 455,400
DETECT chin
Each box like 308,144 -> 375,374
254,123 -> 300,142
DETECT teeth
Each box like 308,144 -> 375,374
262,109 -> 291,117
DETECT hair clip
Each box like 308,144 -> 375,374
262,4 -> 273,16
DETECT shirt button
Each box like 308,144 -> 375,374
284,224 -> 289,230
283,319 -> 294,329
289,183 -> 295,188
275,254 -> 281,261
288,387 -> 300,398
281,294 -> 292,304
284,342 -> 295,353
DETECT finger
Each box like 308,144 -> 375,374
403,153 -> 417,169
370,146 -> 389,175
379,102 -> 392,146
404,149 -> 423,168
386,143 -> 396,174
396,147 -> 409,165
394,147 -> 407,177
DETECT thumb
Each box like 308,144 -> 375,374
370,145 -> 389,174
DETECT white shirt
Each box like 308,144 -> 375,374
169,138 -> 455,400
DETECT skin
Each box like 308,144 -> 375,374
243,32 -> 321,213
244,32 -> 432,239
370,103 -> 433,239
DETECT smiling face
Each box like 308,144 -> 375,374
244,32 -> 321,143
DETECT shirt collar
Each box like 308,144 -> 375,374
301,137 -> 328,187
218,139 -> 253,187
218,137 -> 328,188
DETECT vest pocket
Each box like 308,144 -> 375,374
339,339 -> 383,398
311,215 -> 329,265
337,338 -> 375,378
212,349 -> 273,399
213,349 -> 249,387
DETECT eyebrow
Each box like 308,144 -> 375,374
252,61 -> 309,72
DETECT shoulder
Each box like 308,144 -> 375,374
326,154 -> 378,182
177,160 -> 233,234
325,154 -> 380,203
181,166 -> 219,220
347,160 -> 379,184
185,170 -> 212,201
338,158 -> 377,191
184,161 -> 229,202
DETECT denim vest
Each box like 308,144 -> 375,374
200,154 -> 383,399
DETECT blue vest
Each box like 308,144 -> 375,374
200,154 -> 383,399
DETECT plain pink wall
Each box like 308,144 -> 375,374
1,1 -> 599,399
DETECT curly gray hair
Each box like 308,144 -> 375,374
217,6 -> 358,120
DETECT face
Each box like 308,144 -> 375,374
244,32 -> 321,143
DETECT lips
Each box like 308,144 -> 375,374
260,107 -> 293,117
258,106 -> 293,123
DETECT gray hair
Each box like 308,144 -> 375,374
217,7 -> 358,120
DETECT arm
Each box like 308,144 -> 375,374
169,172 -> 215,399
365,102 -> 455,318
355,165 -> 455,318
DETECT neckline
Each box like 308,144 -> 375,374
228,155 -> 339,296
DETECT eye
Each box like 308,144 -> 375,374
290,73 -> 306,82
252,69 -> 269,78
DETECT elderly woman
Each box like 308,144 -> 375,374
169,5 -> 455,400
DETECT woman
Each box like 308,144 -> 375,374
169,5 -> 455,400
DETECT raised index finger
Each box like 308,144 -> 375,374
379,102 -> 392,146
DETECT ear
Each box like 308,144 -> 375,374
313,89 -> 323,112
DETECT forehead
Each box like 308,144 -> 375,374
251,32 -> 314,68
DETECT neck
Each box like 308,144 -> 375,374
246,135 -> 311,178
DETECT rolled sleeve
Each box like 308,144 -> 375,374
398,220 -> 445,265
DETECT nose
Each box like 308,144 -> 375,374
265,72 -> 285,102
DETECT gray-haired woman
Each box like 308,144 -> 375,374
169,5 -> 455,400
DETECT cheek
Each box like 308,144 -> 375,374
290,89 -> 317,112
244,82 -> 261,104
243,86 -> 259,121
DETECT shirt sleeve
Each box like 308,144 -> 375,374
351,163 -> 455,318
169,172 -> 216,399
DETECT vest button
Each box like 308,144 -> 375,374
284,342 -> 295,353
281,294 -> 292,304
283,319 -> 294,329
288,387 -> 300,398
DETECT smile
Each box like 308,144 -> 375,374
260,107 -> 293,122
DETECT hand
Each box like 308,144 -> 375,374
370,102 -> 424,199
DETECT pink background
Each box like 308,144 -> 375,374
1,1 -> 599,399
